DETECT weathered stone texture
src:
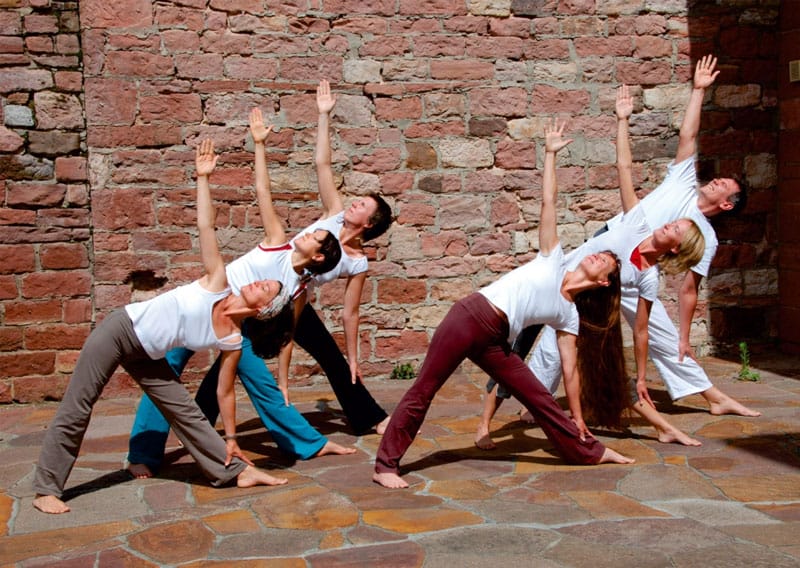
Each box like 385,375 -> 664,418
0,0 -> 782,400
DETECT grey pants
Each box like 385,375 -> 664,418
33,309 -> 246,498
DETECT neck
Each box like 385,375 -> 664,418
695,193 -> 717,219
339,223 -> 363,248
290,249 -> 308,275
637,237 -> 664,267
561,270 -> 596,303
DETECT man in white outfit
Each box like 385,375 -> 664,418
530,55 -> 760,418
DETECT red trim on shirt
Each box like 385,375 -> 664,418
258,242 -> 292,252
629,247 -> 642,270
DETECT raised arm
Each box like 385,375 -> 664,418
195,138 -> 226,293
250,108 -> 286,247
315,79 -> 343,218
675,55 -> 719,164
615,84 -> 638,213
539,120 -> 573,255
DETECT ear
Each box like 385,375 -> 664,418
311,252 -> 324,264
598,277 -> 610,287
720,199 -> 734,211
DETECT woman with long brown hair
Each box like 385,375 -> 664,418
374,121 -> 634,489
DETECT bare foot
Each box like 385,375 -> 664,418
236,465 -> 287,488
519,409 -> 535,424
474,424 -> 496,450
709,397 -> 761,417
33,494 -> 70,514
598,447 -> 635,464
373,471 -> 409,489
315,440 -> 357,457
375,416 -> 390,435
656,426 -> 702,446
127,463 -> 153,479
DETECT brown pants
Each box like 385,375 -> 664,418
376,293 -> 605,475
33,309 -> 245,498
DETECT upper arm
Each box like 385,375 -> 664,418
556,330 -> 577,376
635,296 -> 653,334
681,269 -> 702,296
342,271 -> 366,319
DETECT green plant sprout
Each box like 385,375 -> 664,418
390,362 -> 416,380
737,341 -> 760,382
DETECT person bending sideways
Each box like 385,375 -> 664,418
33,139 -> 293,514
374,121 -> 634,490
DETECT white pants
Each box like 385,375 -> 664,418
529,290 -> 713,401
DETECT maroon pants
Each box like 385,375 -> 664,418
375,293 -> 605,474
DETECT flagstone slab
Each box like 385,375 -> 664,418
307,541 -> 425,568
342,485 -> 444,510
127,519 -> 215,564
648,498 -> 780,527
618,464 -> 722,501
531,467 -> 629,492
183,558 -> 305,568
203,509 -> 261,534
142,480 -> 191,511
0,491 -> 13,536
568,490 -> 672,520
427,478 -> 498,500
750,502 -> 800,521
543,533 -> 673,568
346,523 -> 408,545
97,547 -> 160,568
13,480 -> 147,533
363,507 -> 482,534
557,518 -> 733,555
671,541 -> 800,567
252,485 -> 359,530
720,521 -> 800,546
212,529 -> 323,559
0,520 -> 136,564
417,525 -> 558,558
714,474 -> 800,502
462,496 -> 590,526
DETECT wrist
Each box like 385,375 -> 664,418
223,433 -> 237,441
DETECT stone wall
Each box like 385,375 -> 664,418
778,1 -> 800,353
0,0 -> 781,402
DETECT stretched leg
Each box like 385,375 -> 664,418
33,310 -> 132,513
374,297 -> 483,488
630,399 -> 701,446
226,338 -> 353,459
474,325 -> 543,450
127,347 -> 196,477
473,341 -> 612,465
621,293 -> 759,416
475,382 -> 503,450
294,304 -> 388,434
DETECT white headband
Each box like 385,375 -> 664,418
256,283 -> 291,321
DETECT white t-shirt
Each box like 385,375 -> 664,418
479,244 -> 579,344
606,156 -> 717,278
125,281 -> 240,360
225,242 -> 300,296
566,204 -> 660,302
292,211 -> 368,286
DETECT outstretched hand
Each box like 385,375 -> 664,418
693,54 -> 719,90
616,84 -> 634,120
636,379 -> 656,409
316,79 -> 336,114
544,118 -> 573,154
249,108 -> 273,144
224,439 -> 254,467
195,138 -> 219,177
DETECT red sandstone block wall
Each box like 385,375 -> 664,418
0,0 -> 781,402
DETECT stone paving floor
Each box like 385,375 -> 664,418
1,355 -> 799,567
